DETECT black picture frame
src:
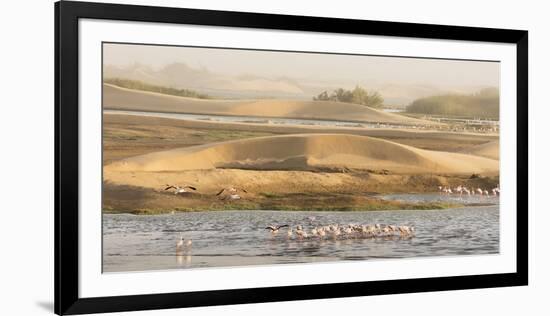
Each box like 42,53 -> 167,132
55,1 -> 528,315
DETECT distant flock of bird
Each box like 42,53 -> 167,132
265,223 -> 415,240
438,185 -> 500,196
164,184 -> 246,201
176,222 -> 415,253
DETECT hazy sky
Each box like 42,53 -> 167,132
103,43 -> 499,88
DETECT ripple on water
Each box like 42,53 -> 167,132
103,206 -> 499,272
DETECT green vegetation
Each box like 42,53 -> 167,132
104,78 -> 211,99
103,198 -> 462,215
406,88 -> 499,118
313,86 -> 384,108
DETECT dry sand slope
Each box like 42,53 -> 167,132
460,140 -> 499,160
103,84 -> 435,125
106,134 -> 498,175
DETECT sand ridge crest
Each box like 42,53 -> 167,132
103,84 -> 436,125
106,133 -> 498,175
460,140 -> 499,160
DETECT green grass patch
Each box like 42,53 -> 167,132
105,78 -> 211,99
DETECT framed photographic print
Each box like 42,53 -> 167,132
55,1 -> 528,314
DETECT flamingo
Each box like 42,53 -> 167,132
287,228 -> 293,238
265,224 -> 289,234
216,187 -> 247,200
216,187 -> 247,195
311,227 -> 319,237
295,225 -> 308,239
165,184 -> 197,195
456,185 -> 463,195
398,226 -> 415,237
176,235 -> 192,253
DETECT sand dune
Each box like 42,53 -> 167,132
461,140 -> 499,160
106,134 -> 498,175
103,84 -> 435,125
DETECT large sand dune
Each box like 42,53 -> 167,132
460,140 -> 499,160
106,134 -> 498,175
103,84 -> 435,125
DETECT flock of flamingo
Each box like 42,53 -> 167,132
266,222 -> 415,240
177,222 -> 416,253
438,185 -> 500,196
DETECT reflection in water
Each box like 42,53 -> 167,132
103,203 -> 499,272
176,254 -> 192,267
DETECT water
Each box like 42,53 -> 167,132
382,108 -> 405,113
379,193 -> 500,205
103,203 -> 499,272
104,110 -> 411,129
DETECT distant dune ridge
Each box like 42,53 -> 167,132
106,134 -> 498,175
460,140 -> 499,160
103,63 -> 495,105
103,84 -> 435,125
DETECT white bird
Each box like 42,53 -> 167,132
165,184 -> 197,195
295,225 -> 308,239
228,194 -> 241,200
295,229 -> 308,239
398,226 -> 415,237
307,216 -> 317,224
217,187 -> 247,201
176,235 -> 192,253
476,188 -> 483,195
287,228 -> 293,238
311,228 -> 319,237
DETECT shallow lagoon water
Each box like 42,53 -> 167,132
379,193 -> 500,205
103,199 -> 499,272
104,110 -> 406,129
